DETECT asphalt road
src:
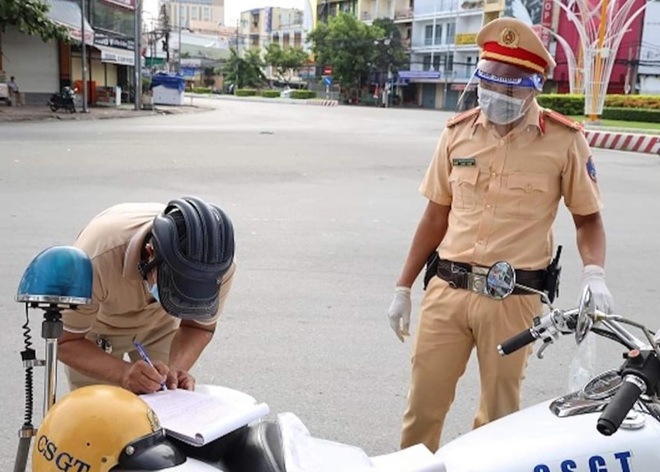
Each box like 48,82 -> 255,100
0,98 -> 658,466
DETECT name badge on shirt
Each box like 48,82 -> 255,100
452,158 -> 476,167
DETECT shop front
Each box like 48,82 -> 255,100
91,34 -> 135,106
0,0 -> 94,105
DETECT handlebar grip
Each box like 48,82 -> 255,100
596,375 -> 645,436
497,329 -> 538,356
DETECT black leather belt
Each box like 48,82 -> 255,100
436,258 -> 546,295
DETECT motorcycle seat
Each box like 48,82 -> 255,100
176,420 -> 285,472
221,420 -> 286,472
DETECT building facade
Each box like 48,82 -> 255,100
637,0 -> 660,94
0,0 -> 136,106
238,7 -> 305,54
168,0 -> 224,30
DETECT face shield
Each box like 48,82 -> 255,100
457,59 -> 544,124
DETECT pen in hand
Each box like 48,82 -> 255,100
134,341 -> 166,391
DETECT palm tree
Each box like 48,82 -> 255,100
223,48 -> 267,90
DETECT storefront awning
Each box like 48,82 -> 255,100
398,70 -> 442,80
45,0 -> 94,43
94,45 -> 135,66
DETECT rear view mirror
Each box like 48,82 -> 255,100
575,286 -> 595,345
485,261 -> 516,300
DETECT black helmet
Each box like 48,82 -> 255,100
148,196 -> 235,320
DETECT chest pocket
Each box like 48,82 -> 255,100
501,173 -> 550,219
449,166 -> 480,211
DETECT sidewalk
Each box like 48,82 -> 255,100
0,103 -> 209,123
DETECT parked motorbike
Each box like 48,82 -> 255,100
10,246 -> 445,472
434,261 -> 660,471
47,86 -> 76,113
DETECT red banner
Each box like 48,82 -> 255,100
102,0 -> 136,10
540,0 -> 553,48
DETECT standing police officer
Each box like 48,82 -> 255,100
387,18 -> 614,452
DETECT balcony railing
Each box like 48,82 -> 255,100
414,0 -> 460,15
406,67 -> 475,80
394,8 -> 414,20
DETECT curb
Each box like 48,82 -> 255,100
584,130 -> 660,155
306,99 -> 339,107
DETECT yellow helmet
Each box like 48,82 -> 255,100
32,385 -> 185,472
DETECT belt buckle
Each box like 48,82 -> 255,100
467,273 -> 487,295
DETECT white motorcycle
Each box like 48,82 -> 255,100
12,248 -> 660,471
434,261 -> 660,472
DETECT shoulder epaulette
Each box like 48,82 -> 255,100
544,109 -> 583,131
446,107 -> 480,128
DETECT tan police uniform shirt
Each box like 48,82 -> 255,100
63,203 -> 236,335
419,101 -> 602,270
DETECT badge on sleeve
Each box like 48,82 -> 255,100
586,156 -> 597,182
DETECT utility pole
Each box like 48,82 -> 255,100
134,0 -> 142,110
178,3 -> 183,73
81,0 -> 88,113
235,18 -> 240,93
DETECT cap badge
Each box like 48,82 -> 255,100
499,28 -> 520,48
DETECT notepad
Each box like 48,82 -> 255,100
141,389 -> 270,446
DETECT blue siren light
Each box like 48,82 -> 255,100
16,246 -> 93,306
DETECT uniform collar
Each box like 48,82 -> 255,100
123,220 -> 154,281
472,99 -> 544,135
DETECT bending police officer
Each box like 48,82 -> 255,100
58,196 -> 236,394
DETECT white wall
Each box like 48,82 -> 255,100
1,26 -> 58,94
639,76 -> 660,95
638,1 -> 660,77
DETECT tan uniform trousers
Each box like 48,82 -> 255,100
64,319 -> 179,390
401,276 -> 541,452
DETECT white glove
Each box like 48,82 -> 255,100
388,286 -> 411,343
579,265 -> 614,314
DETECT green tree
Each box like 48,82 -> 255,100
371,18 -> 409,77
0,0 -> 69,41
308,12 -> 381,95
264,43 -> 309,86
223,48 -> 267,90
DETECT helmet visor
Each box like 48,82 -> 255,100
475,59 -> 545,91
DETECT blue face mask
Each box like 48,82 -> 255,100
148,283 -> 160,304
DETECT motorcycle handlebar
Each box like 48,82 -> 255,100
596,375 -> 645,436
497,328 -> 538,356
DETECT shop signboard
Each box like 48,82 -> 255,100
455,33 -> 477,45
94,33 -> 135,51
102,0 -> 135,10
101,50 -> 135,66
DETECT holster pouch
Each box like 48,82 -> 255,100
543,245 -> 563,303
423,252 -> 440,291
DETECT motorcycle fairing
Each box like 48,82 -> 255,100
435,401 -> 660,471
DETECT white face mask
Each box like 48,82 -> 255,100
477,86 -> 528,125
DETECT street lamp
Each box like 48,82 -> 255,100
374,36 -> 393,107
